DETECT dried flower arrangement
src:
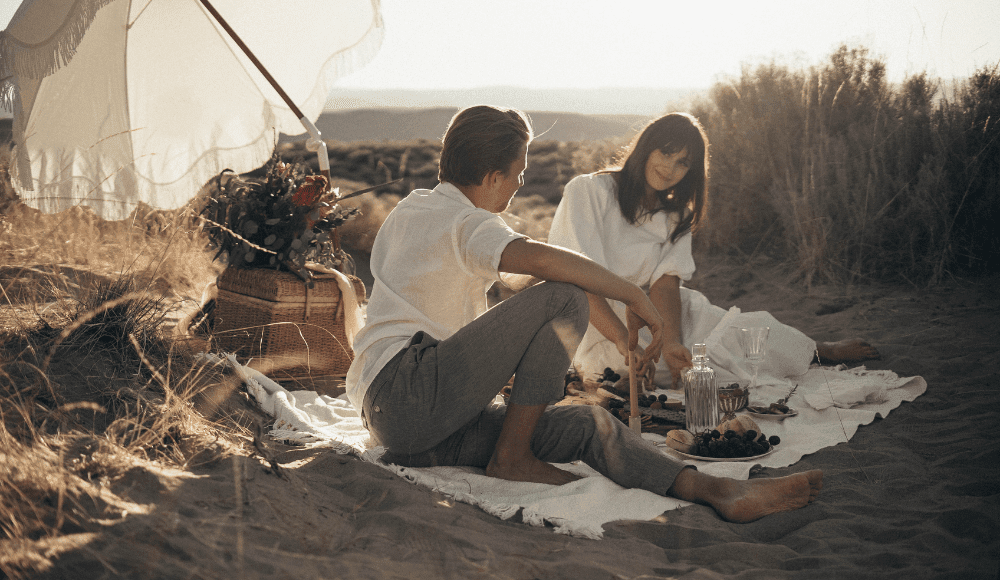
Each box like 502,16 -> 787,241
199,153 -> 359,281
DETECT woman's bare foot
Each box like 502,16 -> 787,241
816,338 -> 880,364
668,467 -> 823,523
485,454 -> 580,485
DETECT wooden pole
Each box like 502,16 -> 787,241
628,350 -> 641,434
198,0 -> 333,182
627,315 -> 641,434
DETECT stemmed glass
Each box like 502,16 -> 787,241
740,326 -> 770,393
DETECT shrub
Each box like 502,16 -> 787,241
695,45 -> 1000,284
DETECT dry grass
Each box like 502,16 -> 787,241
0,149 -> 263,576
687,45 -> 1000,285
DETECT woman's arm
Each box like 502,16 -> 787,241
649,273 -> 692,385
499,238 -> 663,365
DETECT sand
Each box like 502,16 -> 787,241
12,255 -> 1000,579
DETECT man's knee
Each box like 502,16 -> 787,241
549,404 -> 616,439
541,281 -> 589,321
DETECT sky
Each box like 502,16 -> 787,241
329,0 -> 998,89
2,0 -> 998,110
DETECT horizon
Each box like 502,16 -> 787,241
4,1 -> 998,110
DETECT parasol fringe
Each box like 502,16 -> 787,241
7,0 -> 385,219
0,78 -> 14,115
304,0 -> 384,115
0,0 -> 116,88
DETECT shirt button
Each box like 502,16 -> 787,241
373,405 -> 381,413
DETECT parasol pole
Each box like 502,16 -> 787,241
198,0 -> 347,260
197,0 -> 332,186
628,318 -> 641,434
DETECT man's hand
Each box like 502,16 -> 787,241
626,305 -> 663,367
613,343 -> 657,390
661,341 -> 692,386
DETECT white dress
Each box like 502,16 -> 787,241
548,173 -> 816,388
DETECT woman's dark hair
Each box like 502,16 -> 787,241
439,105 -> 534,186
600,112 -> 709,243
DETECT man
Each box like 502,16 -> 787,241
345,105 -> 821,521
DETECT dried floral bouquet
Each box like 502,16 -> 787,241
199,153 -> 359,280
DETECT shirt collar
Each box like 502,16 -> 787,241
433,181 -> 476,208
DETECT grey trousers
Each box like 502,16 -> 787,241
362,282 -> 688,496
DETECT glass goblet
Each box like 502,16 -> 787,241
740,326 -> 770,394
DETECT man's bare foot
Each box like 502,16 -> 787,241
668,467 -> 823,523
710,470 -> 823,523
816,338 -> 880,364
485,454 -> 581,486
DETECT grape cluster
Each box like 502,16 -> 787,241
608,393 -> 669,411
690,429 -> 781,459
598,367 -> 621,383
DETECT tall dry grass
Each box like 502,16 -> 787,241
688,45 -> 1000,285
0,147 -> 259,577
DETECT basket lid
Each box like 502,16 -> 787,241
217,266 -> 341,303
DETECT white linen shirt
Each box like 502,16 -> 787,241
547,172 -> 697,382
548,173 -> 696,287
345,182 -> 527,412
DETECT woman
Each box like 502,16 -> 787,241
548,112 -> 879,389
346,105 -> 822,522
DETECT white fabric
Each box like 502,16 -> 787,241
548,172 -> 816,387
1,0 -> 383,219
657,365 -> 928,478
307,263 -> 363,351
345,182 -> 528,412
219,353 -> 926,539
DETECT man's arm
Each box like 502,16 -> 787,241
498,271 -> 542,293
498,238 -> 663,363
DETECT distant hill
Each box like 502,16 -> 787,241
323,86 -> 702,117
281,107 -> 652,143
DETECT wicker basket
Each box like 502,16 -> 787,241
213,266 -> 365,380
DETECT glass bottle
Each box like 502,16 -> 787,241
683,343 -> 719,435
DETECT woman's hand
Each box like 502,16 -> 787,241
661,341 -> 692,386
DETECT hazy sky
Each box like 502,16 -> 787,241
335,0 -> 999,89
2,0 -> 997,90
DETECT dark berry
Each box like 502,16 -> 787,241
724,430 -> 737,439
658,394 -> 668,402
744,430 -> 758,441
711,429 -> 721,439
768,435 -> 781,446
608,399 -> 624,409
701,432 -> 713,443
610,373 -> 621,382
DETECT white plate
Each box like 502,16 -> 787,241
669,446 -> 776,463
745,408 -> 798,419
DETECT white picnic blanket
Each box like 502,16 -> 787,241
216,354 -> 926,539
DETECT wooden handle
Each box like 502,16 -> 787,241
628,349 -> 640,434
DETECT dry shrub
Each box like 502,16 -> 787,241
501,194 -> 557,242
0,174 -> 256,574
694,45 -> 1000,285
335,182 -> 402,255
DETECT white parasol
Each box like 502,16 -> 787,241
0,0 -> 383,220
